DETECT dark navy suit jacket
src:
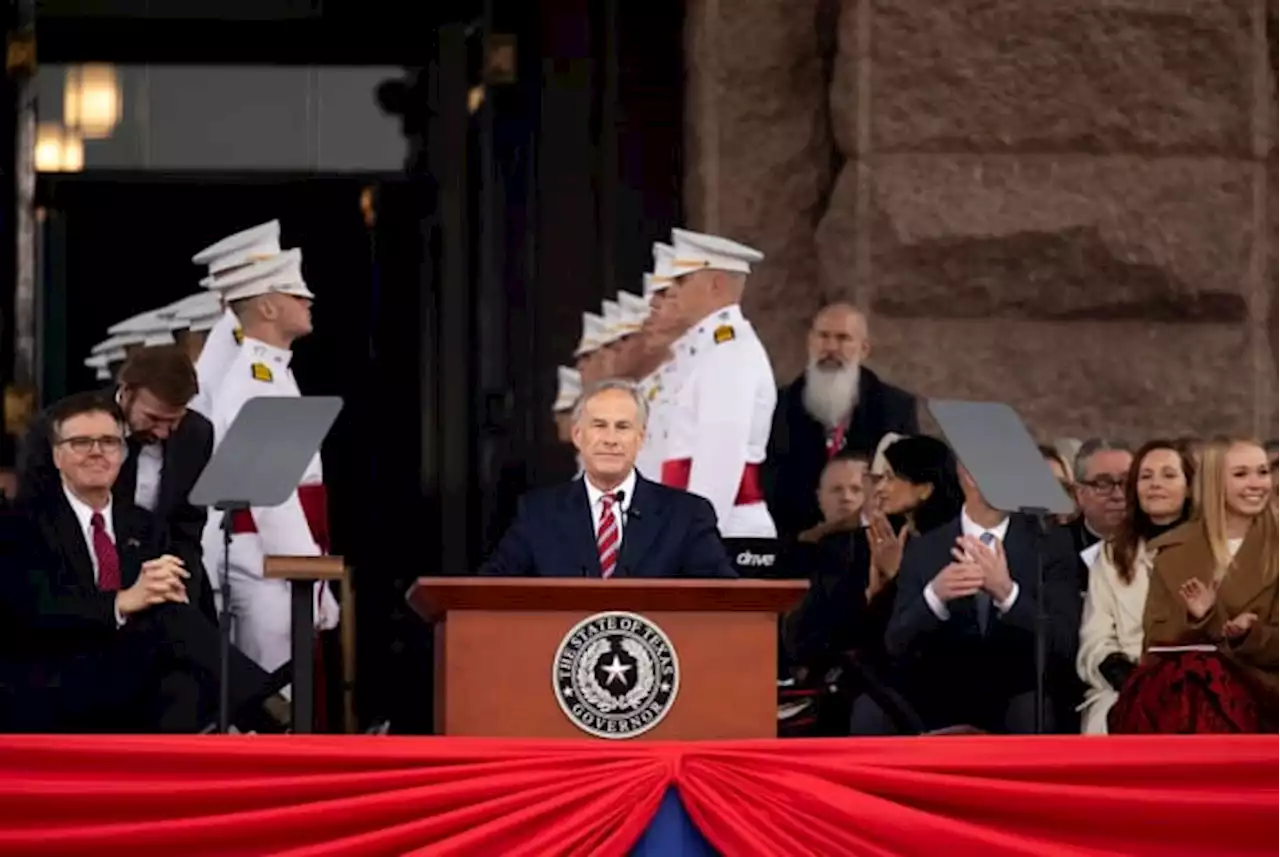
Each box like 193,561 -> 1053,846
478,474 -> 736,578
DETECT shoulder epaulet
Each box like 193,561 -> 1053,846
713,324 -> 736,345
250,362 -> 273,383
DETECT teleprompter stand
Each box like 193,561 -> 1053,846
927,399 -> 1075,734
189,395 -> 343,733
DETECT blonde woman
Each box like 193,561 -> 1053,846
1111,437 -> 1278,733
1076,440 -> 1194,733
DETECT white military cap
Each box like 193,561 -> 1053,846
669,227 -> 764,276
573,311 -> 607,357
193,220 -> 282,287
83,352 -> 113,381
166,291 -> 224,332
90,334 -> 128,355
651,242 -> 676,289
212,248 -> 315,303
616,290 -> 650,336
552,365 -> 582,413
107,308 -> 177,347
642,273 -> 665,299
599,298 -> 625,346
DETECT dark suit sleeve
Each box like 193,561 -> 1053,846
677,496 -> 737,578
884,534 -> 943,660
887,387 -> 920,436
168,419 -> 215,620
477,496 -> 536,577
0,511 -> 118,634
993,525 -> 1083,660
14,412 -> 56,504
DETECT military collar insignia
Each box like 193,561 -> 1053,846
250,362 -> 274,383
713,324 -> 735,344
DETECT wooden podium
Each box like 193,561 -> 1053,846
407,577 -> 807,740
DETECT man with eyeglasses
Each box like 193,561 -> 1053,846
16,345 -> 216,623
0,392 -> 285,732
1068,438 -> 1133,592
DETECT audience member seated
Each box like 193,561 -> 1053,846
764,303 -> 917,543
0,393 -> 285,733
778,451 -> 871,733
480,379 -> 735,578
1077,440 -> 1194,734
876,456 -> 1082,734
1111,437 -> 1278,734
1068,438 -> 1132,562
16,346 -> 217,623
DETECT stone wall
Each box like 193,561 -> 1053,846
685,0 -> 1278,442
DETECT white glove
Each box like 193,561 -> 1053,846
315,582 -> 340,630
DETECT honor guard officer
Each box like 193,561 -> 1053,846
165,291 -> 224,365
552,365 -> 582,445
573,310 -> 609,386
188,220 -> 282,419
85,335 -> 128,382
207,248 -> 339,677
553,365 -> 584,476
609,290 -> 651,381
635,243 -> 694,480
658,228 -> 779,558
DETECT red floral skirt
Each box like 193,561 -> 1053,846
1109,651 -> 1268,734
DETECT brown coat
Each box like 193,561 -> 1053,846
1144,513 -> 1278,698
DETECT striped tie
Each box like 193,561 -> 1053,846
597,494 -> 620,578
975,531 -> 996,632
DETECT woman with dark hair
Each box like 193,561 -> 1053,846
782,435 -> 964,735
1077,440 -> 1195,733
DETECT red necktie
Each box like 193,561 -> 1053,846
825,423 -> 847,459
90,512 -> 122,592
597,495 -> 619,579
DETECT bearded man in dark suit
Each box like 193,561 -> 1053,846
764,303 -> 919,542
16,346 -> 216,622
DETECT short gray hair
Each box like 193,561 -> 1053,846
571,377 -> 649,427
1073,437 -> 1131,482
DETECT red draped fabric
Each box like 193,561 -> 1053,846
0,735 -> 1274,857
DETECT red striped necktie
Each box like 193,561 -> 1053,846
597,494 -> 620,578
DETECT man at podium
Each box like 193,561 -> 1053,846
480,379 -> 735,579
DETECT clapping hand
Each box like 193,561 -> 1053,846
1177,578 -> 1218,621
867,511 -> 908,578
952,535 -> 1014,602
1222,612 -> 1258,640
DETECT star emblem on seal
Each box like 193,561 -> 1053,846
552,611 -> 680,739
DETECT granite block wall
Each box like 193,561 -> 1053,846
684,0 -> 1278,441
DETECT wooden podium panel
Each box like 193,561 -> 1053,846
409,578 -> 807,741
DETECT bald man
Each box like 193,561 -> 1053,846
762,303 -> 918,541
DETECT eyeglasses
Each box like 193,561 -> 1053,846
1081,477 -> 1125,495
57,435 -> 125,455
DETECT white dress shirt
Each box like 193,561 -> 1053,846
63,486 -> 116,585
583,468 -> 637,542
63,486 -> 125,625
132,442 -> 163,511
924,508 -> 1020,621
115,389 -> 164,511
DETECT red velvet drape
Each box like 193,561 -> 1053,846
0,735 -> 1273,857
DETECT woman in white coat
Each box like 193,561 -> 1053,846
1077,440 -> 1195,733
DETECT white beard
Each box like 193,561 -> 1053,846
802,360 -> 860,430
